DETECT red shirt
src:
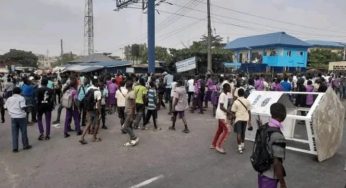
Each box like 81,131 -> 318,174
115,76 -> 123,86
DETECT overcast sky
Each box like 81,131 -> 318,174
0,0 -> 345,57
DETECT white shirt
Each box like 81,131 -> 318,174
5,94 -> 27,118
170,82 -> 177,97
87,85 -> 102,109
187,79 -> 195,92
221,81 -> 235,99
215,92 -> 229,120
115,87 -> 128,107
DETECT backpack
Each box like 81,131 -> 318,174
84,89 -> 96,111
61,89 -> 73,108
250,123 -> 282,173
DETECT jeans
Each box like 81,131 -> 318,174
37,111 -> 52,136
64,108 -> 81,134
165,88 -> 172,103
122,114 -> 136,140
134,104 -> 145,128
11,118 -> 29,150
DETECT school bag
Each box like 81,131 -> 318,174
84,89 -> 96,111
61,89 -> 73,108
250,123 -> 283,173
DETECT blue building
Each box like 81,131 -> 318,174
225,32 -> 311,72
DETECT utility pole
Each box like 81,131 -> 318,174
147,0 -> 155,73
60,39 -> 64,66
207,0 -> 212,73
84,0 -> 94,55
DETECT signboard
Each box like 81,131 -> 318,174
246,91 -> 283,115
126,67 -> 135,73
175,57 -> 196,73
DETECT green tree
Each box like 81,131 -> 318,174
0,49 -> 38,67
308,49 -> 342,69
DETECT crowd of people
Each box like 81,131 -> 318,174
0,70 -> 341,188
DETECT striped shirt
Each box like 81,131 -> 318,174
147,88 -> 157,110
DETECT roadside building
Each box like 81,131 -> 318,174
225,32 -> 311,72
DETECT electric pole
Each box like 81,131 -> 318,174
147,0 -> 156,73
60,39 -> 64,65
207,0 -> 212,73
84,0 -> 94,55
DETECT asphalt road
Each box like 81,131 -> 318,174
0,105 -> 345,188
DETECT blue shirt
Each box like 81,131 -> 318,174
77,84 -> 89,101
47,80 -> 54,89
280,81 -> 292,91
21,84 -> 33,97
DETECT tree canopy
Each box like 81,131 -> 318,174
308,49 -> 343,69
0,49 -> 38,67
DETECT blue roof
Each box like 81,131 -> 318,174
225,32 -> 311,50
306,40 -> 346,48
79,61 -> 132,68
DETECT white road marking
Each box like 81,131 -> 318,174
130,175 -> 164,188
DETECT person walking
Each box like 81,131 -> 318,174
133,78 -> 147,129
36,78 -> 54,140
115,81 -> 128,128
211,83 -> 231,154
121,81 -> 139,147
169,80 -> 190,133
231,88 -> 251,154
5,87 -> 32,153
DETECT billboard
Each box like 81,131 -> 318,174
175,57 -> 196,73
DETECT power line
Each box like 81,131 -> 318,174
192,0 -> 346,35
172,2 -> 346,39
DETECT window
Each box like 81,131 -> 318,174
270,50 -> 276,56
287,51 -> 292,56
300,51 -> 304,56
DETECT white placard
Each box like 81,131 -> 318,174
247,91 -> 283,115
176,57 -> 196,73
126,67 -> 134,73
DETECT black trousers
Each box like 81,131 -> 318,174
79,101 -> 87,126
101,105 -> 106,127
144,109 -> 157,129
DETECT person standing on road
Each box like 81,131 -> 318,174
52,78 -> 71,124
163,72 -> 173,103
116,81 -> 128,128
143,81 -> 159,130
79,79 -> 102,144
5,87 -> 32,153
36,78 -> 54,140
122,81 -> 139,147
187,75 -> 195,107
169,80 -> 190,133
107,79 -> 118,114
21,78 -> 35,124
231,88 -> 251,154
211,83 -> 231,154
133,78 -> 148,129
100,82 -> 109,129
77,77 -> 90,127
258,103 -> 287,188
156,77 -> 166,110
63,78 -> 82,138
